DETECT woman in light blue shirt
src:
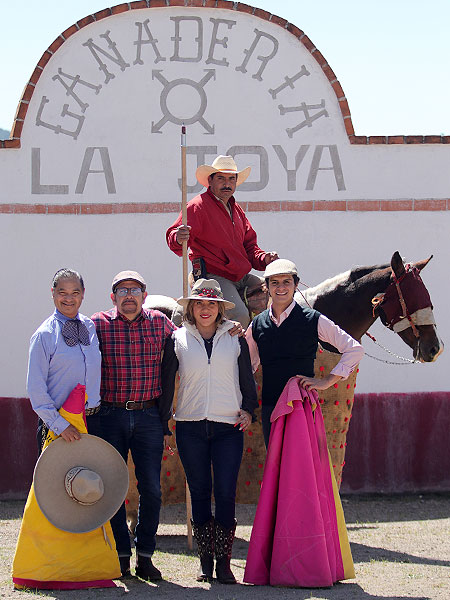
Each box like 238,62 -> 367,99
27,268 -> 101,451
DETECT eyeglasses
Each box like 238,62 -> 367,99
115,287 -> 143,297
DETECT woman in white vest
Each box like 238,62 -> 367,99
172,279 -> 257,584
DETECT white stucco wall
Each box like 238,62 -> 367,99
0,5 -> 448,398
1,209 -> 447,398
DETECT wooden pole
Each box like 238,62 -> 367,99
181,125 -> 188,298
180,125 -> 193,550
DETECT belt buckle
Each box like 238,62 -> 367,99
125,400 -> 136,410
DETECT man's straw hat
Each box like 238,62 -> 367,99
196,155 -> 251,188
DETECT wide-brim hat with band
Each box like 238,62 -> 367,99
112,270 -> 146,292
33,434 -> 129,533
196,155 -> 251,189
177,278 -> 235,310
264,258 -> 299,279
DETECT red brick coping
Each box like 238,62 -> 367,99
0,199 -> 449,215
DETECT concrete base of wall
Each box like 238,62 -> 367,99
1,397 -> 37,500
341,392 -> 450,494
1,392 -> 449,500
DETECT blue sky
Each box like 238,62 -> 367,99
1,0 -> 449,135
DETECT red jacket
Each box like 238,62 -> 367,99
166,188 -> 268,282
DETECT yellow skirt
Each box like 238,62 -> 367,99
12,398 -> 120,589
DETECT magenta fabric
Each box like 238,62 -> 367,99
61,383 -> 86,415
244,378 -> 345,587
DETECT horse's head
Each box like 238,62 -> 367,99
375,251 -> 443,362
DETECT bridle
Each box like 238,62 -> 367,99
391,270 -> 420,339
371,264 -> 433,360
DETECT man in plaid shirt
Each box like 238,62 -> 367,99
90,270 -> 177,581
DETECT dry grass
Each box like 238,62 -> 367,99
1,495 -> 449,599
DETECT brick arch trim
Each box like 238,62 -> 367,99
2,0 -> 447,150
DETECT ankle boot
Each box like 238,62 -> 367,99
119,556 -> 131,578
135,554 -> 162,581
191,517 -> 214,582
214,519 -> 237,584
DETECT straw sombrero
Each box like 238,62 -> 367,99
196,155 -> 251,188
33,434 -> 129,533
177,278 -> 235,310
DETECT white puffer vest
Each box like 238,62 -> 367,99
173,320 -> 242,424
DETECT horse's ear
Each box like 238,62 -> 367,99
391,251 -> 405,278
414,255 -> 433,272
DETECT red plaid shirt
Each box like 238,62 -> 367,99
91,307 -> 176,404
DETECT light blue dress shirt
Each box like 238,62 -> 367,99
27,309 -> 101,435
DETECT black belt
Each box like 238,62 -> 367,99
101,400 -> 157,411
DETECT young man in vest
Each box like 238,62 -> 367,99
245,259 -> 364,446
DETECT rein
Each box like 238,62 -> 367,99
364,331 -> 420,365
295,280 -> 313,308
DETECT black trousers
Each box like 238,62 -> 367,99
261,404 -> 276,448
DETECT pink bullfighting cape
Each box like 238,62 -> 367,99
12,384 -> 120,590
244,377 -> 354,588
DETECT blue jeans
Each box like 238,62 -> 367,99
89,404 -> 163,557
176,420 -> 243,528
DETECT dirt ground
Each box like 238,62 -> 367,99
1,494 -> 449,600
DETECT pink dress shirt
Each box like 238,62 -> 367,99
245,300 -> 363,378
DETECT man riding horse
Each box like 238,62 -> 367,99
166,155 -> 278,327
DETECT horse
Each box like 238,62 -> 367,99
296,250 -> 443,362
127,251 -> 442,523
145,251 -> 443,362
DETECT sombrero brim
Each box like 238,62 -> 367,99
196,165 -> 251,188
177,296 -> 235,310
34,434 -> 129,533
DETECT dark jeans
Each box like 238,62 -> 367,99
87,404 -> 163,557
176,420 -> 243,529
261,404 -> 276,448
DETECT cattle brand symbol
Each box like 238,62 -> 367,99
151,69 -> 216,134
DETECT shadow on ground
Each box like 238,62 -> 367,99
15,578 -> 433,600
342,493 -> 450,524
4,493 -> 449,525
156,532 -> 450,572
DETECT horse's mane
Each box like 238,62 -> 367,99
348,263 -> 390,282
300,270 -> 351,306
299,263 -> 391,307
